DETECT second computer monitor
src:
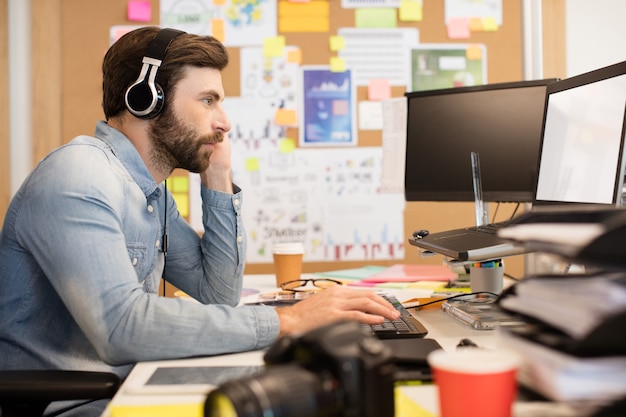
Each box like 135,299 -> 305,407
404,79 -> 557,202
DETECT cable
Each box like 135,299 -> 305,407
413,291 -> 499,309
162,179 -> 168,297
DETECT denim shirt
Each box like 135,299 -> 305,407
0,121 -> 279,379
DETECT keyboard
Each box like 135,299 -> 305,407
364,294 -> 428,339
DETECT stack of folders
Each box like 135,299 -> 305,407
495,272 -> 626,407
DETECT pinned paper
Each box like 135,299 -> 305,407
278,0 -> 329,32
447,17 -> 471,39
127,1 -> 151,22
355,8 -> 397,28
263,36 -> 286,58
469,17 -> 484,31
274,108 -> 298,126
482,17 -> 499,31
367,79 -> 392,101
286,48 -> 302,64
245,157 -> 260,172
211,19 -> 225,42
329,36 -> 345,52
466,44 -> 483,60
330,56 -> 346,72
399,0 -> 423,22
279,138 -> 296,153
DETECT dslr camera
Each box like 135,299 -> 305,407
204,320 -> 396,417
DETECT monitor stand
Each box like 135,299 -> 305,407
471,151 -> 489,226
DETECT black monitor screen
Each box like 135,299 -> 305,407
404,79 -> 557,202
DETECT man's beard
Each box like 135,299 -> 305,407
148,107 -> 223,174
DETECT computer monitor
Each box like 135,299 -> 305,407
533,60 -> 626,208
404,79 -> 557,202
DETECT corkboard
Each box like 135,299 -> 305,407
55,0 -> 527,278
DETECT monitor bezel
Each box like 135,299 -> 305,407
404,79 -> 558,203
532,60 -> 626,208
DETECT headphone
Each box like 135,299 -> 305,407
125,28 -> 186,119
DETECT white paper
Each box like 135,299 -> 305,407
379,97 -> 407,193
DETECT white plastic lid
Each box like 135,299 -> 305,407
272,242 -> 305,255
427,348 -> 520,374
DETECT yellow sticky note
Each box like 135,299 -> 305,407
399,0 -> 423,22
213,0 -> 226,4
286,48 -> 302,64
279,138 -> 296,153
447,17 -> 470,39
274,108 -> 298,126
355,8 -> 397,28
170,175 -> 189,193
110,403 -> 203,417
263,36 -> 286,58
330,57 -> 346,72
211,18 -> 225,42
245,157 -> 260,172
278,0 -> 329,32
172,193 -> 189,218
329,35 -> 345,52
482,17 -> 499,31
368,79 -> 392,101
395,388 -> 436,417
466,44 -> 483,60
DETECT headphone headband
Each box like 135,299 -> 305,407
125,28 -> 186,119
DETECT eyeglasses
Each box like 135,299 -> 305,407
280,278 -> 343,292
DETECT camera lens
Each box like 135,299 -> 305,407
205,364 -> 340,417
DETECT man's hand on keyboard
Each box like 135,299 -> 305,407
274,286 -> 401,337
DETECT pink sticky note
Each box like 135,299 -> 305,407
127,1 -> 151,22
368,79 -> 391,101
447,17 -> 471,39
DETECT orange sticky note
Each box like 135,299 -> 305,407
274,108 -> 298,126
368,79 -> 391,101
127,1 -> 151,22
469,17 -> 484,31
447,17 -> 470,39
286,48 -> 302,64
211,19 -> 225,42
466,44 -> 483,60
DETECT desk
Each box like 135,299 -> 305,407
101,274 -> 503,417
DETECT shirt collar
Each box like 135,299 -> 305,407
94,120 -> 162,199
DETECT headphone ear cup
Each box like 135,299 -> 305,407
125,77 -> 164,119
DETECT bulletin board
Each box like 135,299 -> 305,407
54,0 -> 527,277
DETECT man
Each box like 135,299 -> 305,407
0,27 -> 399,416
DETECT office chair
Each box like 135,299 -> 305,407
0,370 -> 120,417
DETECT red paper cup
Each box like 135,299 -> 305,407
427,348 -> 520,417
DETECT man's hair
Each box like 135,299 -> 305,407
102,26 -> 229,120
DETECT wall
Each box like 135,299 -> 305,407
565,0 -> 626,77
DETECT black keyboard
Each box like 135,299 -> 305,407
364,294 -> 428,339
465,220 -> 514,234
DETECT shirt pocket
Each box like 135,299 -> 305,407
126,243 -> 148,281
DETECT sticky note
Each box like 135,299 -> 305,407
447,17 -> 470,39
279,138 -> 296,153
211,18 -> 225,42
172,194 -> 189,218
355,8 -> 397,28
466,44 -> 483,60
127,1 -> 151,22
278,0 -> 329,32
399,0 -> 423,22
245,157 -> 260,172
286,48 -> 302,64
274,108 -> 298,126
330,56 -> 346,72
170,176 -> 189,193
368,79 -> 391,101
213,0 -> 226,4
483,17 -> 499,31
329,36 -> 345,52
263,36 -> 286,58
469,17 -> 484,31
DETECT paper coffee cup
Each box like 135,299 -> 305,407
272,242 -> 305,288
428,348 -> 520,417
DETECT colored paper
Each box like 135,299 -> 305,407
274,108 -> 298,127
482,17 -> 499,31
367,79 -> 392,101
170,176 -> 189,193
447,17 -> 471,39
110,403 -> 203,417
278,0 -> 329,32
466,44 -> 483,60
355,8 -> 397,28
329,57 -> 346,72
278,138 -> 296,153
263,36 -> 286,58
127,1 -> 151,22
211,18 -> 225,42
286,48 -> 302,64
362,264 -> 457,283
399,0 -> 423,22
245,157 -> 260,172
329,35 -> 345,52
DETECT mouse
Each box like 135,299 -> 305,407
412,230 -> 429,239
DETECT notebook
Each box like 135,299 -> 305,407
408,60 -> 626,261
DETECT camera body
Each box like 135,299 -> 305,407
205,320 -> 396,417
